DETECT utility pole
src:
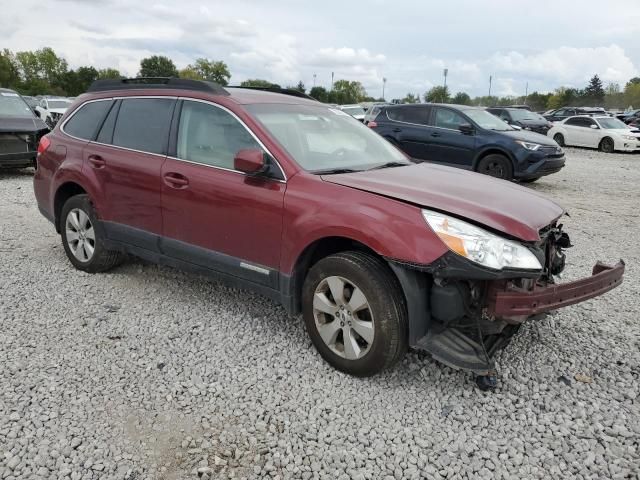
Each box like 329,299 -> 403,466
524,81 -> 528,105
313,73 -> 316,88
382,77 -> 387,100
488,75 -> 492,101
443,68 -> 448,103
331,72 -> 334,91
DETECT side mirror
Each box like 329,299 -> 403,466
458,123 -> 474,135
590,124 -> 599,129
234,148 -> 267,175
34,110 -> 40,117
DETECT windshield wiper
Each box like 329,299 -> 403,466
367,161 -> 410,171
313,168 -> 362,175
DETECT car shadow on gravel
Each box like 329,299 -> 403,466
0,167 -> 34,179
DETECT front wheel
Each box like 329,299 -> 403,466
599,137 -> 615,153
302,251 -> 407,377
60,194 -> 124,273
476,154 -> 513,180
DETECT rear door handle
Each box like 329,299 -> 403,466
163,172 -> 189,189
392,127 -> 402,133
430,132 -> 441,137
87,154 -> 105,168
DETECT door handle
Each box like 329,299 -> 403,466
163,172 -> 189,189
87,154 -> 105,168
430,132 -> 441,137
392,127 -> 402,133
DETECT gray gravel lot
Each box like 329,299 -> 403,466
1,148 -> 639,480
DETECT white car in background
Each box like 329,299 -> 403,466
338,104 -> 366,122
547,115 -> 640,153
35,97 -> 73,129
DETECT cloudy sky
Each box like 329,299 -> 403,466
2,0 -> 640,99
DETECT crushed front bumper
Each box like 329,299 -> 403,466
487,261 -> 625,319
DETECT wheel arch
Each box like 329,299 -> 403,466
53,181 -> 87,233
472,147 -> 515,171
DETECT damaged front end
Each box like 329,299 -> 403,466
389,222 -> 625,389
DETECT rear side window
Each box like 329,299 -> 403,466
387,106 -> 430,125
565,117 -> 591,127
63,100 -> 113,140
112,98 -> 175,154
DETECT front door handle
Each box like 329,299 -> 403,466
88,154 -> 105,169
430,132 -> 441,137
163,172 -> 189,189
392,127 -> 402,133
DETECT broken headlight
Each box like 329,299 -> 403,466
423,210 -> 542,271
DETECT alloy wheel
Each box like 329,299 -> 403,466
312,275 -> 375,360
65,208 -> 95,262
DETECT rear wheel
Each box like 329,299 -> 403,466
476,154 -> 513,180
553,133 -> 565,147
599,137 -> 614,153
302,251 -> 407,377
60,194 -> 124,273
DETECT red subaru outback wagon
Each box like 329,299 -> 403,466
34,78 -> 624,388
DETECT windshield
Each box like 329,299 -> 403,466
48,100 -> 72,109
341,106 -> 365,116
597,117 -> 629,129
246,104 -> 409,173
0,93 -> 34,117
509,109 -> 545,121
464,109 -> 512,131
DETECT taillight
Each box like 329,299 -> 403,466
368,121 -> 378,128
37,136 -> 51,155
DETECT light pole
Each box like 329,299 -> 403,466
443,68 -> 448,103
488,75 -> 492,102
331,72 -> 334,91
313,73 -> 316,88
524,81 -> 528,105
382,77 -> 387,100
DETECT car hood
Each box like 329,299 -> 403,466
607,128 -> 640,136
498,129 -> 558,144
322,163 -> 564,241
0,115 -> 48,133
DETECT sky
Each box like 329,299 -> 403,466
2,0 -> 640,99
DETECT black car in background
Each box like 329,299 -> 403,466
368,103 -> 565,182
544,107 -> 583,122
0,88 -> 49,169
486,107 -> 553,135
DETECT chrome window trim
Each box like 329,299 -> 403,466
177,97 -> 287,181
384,108 -> 430,128
164,154 -> 286,184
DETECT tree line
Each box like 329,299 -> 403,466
1,48 -> 639,110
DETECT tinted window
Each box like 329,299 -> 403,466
64,100 -> 113,140
386,106 -> 430,124
177,101 -> 261,169
565,117 -> 592,127
96,100 -> 119,144
112,98 -> 174,154
434,108 -> 467,129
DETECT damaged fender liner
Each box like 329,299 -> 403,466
487,260 -> 625,317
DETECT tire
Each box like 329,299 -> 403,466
60,194 -> 124,273
553,133 -> 565,147
520,177 -> 541,183
599,137 -> 614,153
302,251 -> 407,377
476,154 -> 513,180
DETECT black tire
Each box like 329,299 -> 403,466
599,137 -> 614,153
476,154 -> 513,180
553,133 -> 565,147
302,251 -> 407,377
520,177 -> 541,183
60,194 -> 124,273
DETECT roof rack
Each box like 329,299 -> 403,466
87,77 -> 229,95
228,85 -> 317,101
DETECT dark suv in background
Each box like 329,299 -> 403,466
486,107 -> 553,135
369,104 -> 565,182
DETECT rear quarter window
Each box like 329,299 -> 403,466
64,100 -> 113,140
386,107 -> 430,125
112,98 -> 175,154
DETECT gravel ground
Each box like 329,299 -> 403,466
1,148 -> 639,480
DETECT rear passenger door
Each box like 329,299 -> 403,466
85,97 -> 176,250
384,106 -> 432,161
427,107 -> 476,168
562,117 -> 586,146
160,99 -> 286,288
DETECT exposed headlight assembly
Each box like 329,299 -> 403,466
622,134 -> 637,141
514,140 -> 541,151
422,210 -> 542,271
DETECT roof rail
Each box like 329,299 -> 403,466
228,85 -> 317,101
87,77 -> 229,95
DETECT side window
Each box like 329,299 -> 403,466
555,109 -> 566,116
387,107 -> 430,124
112,98 -> 174,154
434,108 -> 467,130
63,100 -> 113,140
176,100 -> 261,170
96,100 -> 120,144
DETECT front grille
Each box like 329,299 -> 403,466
539,145 -> 564,158
0,133 -> 34,155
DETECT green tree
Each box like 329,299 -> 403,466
583,74 -> 605,105
98,68 -> 123,79
309,86 -> 328,102
181,58 -> 230,85
425,85 -> 449,103
328,79 -> 368,104
402,93 -> 420,104
623,82 -> 640,109
240,79 -> 280,88
451,91 -> 471,105
0,49 -> 19,88
294,81 -> 305,93
139,55 -> 178,78
15,47 -> 68,93
625,77 -> 640,88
